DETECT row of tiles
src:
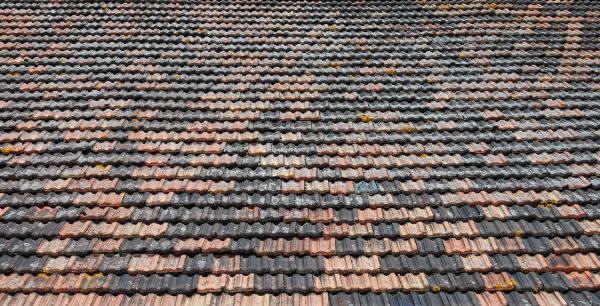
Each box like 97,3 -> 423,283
0,106 -> 596,121
0,101 -> 594,115
2,148 -> 598,170
0,30 -> 593,45
1,189 -> 598,210
3,116 -> 598,135
1,234 -> 599,256
1,163 -> 599,184
0,101 -> 593,115
5,52 -> 592,66
0,271 -> 598,294
4,60 -> 594,78
0,1 -> 588,10
0,218 -> 597,240
0,176 -> 595,196
1,59 -> 589,76
1,124 -> 596,142
1,291 -> 598,306
0,4 -> 581,18
2,56 -> 594,72
2,76 -> 592,90
3,97 -> 596,111
3,54 -> 597,68
0,31 -> 594,44
0,204 -> 594,224
2,124 -> 597,143
1,154 -> 599,174
2,136 -> 599,156
0,90 -> 581,104
1,252 -> 599,275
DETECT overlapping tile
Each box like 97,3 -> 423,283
0,0 -> 600,305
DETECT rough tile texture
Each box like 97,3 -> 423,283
0,0 -> 600,305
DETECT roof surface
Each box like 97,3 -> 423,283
1,0 -> 600,305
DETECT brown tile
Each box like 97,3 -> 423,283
565,271 -> 600,290
308,238 -> 336,256
81,207 -> 108,220
92,239 -> 123,254
481,272 -> 515,291
186,180 -> 212,193
139,223 -> 168,238
398,273 -> 429,292
59,221 -> 92,238
477,292 -> 508,306
282,180 -> 305,194
145,192 -> 174,206
202,238 -> 232,253
44,256 -> 71,273
157,255 -> 186,273
86,222 -> 118,238
69,255 -> 104,273
105,207 -> 133,222
197,275 -> 227,293
462,254 -> 493,272
174,238 -> 203,254
37,239 -> 71,256
128,254 -> 160,274
516,254 -> 548,272
533,292 -> 568,306
225,274 -> 254,293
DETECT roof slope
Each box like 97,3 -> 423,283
1,1 -> 600,305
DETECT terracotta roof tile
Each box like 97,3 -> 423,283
1,1 -> 600,304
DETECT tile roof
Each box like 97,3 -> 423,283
0,0 -> 600,305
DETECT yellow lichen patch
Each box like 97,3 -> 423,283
95,164 -> 111,171
83,272 -> 105,279
329,24 -> 337,31
487,3 -> 498,10
438,3 -> 451,10
494,279 -> 516,291
195,28 -> 206,33
182,39 -> 190,45
384,68 -> 396,75
541,199 -> 559,206
1,147 -> 17,154
418,153 -> 429,158
514,229 -> 523,238
400,126 -> 416,133
95,84 -> 103,90
173,31 -> 179,36
351,75 -> 358,80
132,118 -> 140,123
308,34 -> 317,39
174,74 -> 184,80
538,203 -> 554,209
431,285 -> 441,293
36,273 -> 50,279
360,114 -> 371,122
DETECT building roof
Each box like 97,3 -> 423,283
1,1 -> 600,305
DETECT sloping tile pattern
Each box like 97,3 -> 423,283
1,0 -> 600,305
